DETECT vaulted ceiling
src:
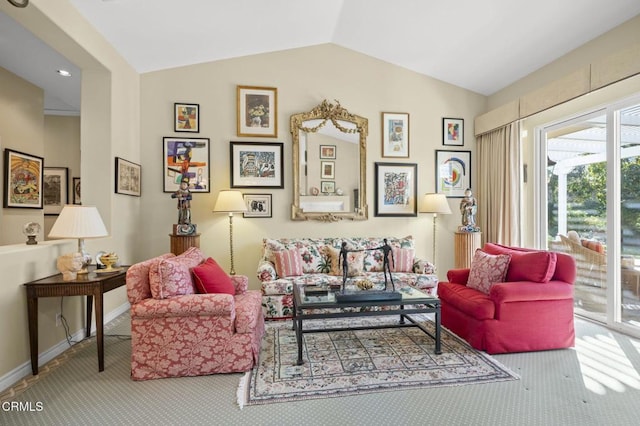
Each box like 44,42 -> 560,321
2,0 -> 640,115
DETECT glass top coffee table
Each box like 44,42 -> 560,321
292,283 -> 441,365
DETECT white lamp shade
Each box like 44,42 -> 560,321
213,190 -> 247,213
419,193 -> 452,214
48,205 -> 109,239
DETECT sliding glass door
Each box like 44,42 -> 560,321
540,97 -> 640,335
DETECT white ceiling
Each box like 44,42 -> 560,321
2,0 -> 640,116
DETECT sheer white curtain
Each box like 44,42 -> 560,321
476,121 -> 521,246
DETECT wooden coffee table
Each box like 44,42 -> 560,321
292,283 -> 441,365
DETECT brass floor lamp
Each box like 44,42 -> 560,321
213,190 -> 247,275
419,193 -> 451,264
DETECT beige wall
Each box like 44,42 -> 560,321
139,44 -> 486,291
0,0 -> 139,386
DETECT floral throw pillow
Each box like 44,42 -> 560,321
466,249 -> 511,295
323,245 -> 365,277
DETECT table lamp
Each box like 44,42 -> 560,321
419,193 -> 451,265
213,190 -> 247,275
48,205 -> 109,274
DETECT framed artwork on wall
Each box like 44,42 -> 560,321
174,103 -> 199,133
43,167 -> 68,215
163,137 -> 210,193
442,117 -> 464,146
72,177 -> 81,204
319,145 -> 336,159
230,141 -> 283,188
321,181 -> 335,194
382,112 -> 410,158
435,150 -> 471,198
237,85 -> 278,137
374,162 -> 417,217
320,161 -> 335,179
115,157 -> 141,197
3,149 -> 44,209
243,193 -> 272,218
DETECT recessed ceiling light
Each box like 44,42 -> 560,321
56,69 -> 72,77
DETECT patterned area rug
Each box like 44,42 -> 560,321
238,315 -> 519,407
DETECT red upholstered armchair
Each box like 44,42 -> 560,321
126,249 -> 265,380
438,243 -> 576,354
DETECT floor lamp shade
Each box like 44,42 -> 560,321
48,205 -> 109,274
419,193 -> 451,264
213,190 -> 247,275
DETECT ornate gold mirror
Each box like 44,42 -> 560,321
291,100 -> 368,221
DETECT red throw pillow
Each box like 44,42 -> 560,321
467,250 -> 511,294
482,243 -> 557,283
192,258 -> 235,295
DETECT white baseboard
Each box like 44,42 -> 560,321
0,302 -> 130,393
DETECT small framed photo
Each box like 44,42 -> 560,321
72,177 -> 81,204
174,103 -> 199,133
436,150 -> 471,198
320,161 -> 335,179
443,118 -> 464,146
115,157 -> 141,197
243,193 -> 272,218
320,145 -> 336,159
374,162 -> 417,217
321,181 -> 335,194
3,149 -> 44,209
43,167 -> 68,215
230,141 -> 283,188
163,137 -> 210,193
237,85 -> 278,137
382,112 -> 409,158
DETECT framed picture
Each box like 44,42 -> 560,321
243,193 -> 272,218
319,145 -> 336,159
163,137 -> 210,193
436,150 -> 471,198
43,167 -> 68,215
3,149 -> 44,209
237,85 -> 278,137
230,141 -> 283,188
115,157 -> 141,197
72,177 -> 81,204
374,162 -> 417,217
320,161 -> 335,179
382,112 -> 410,158
321,181 -> 335,194
443,118 -> 464,146
174,103 -> 199,133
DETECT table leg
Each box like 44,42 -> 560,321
27,293 -> 39,375
94,290 -> 105,372
295,312 -> 304,366
435,304 -> 442,355
85,295 -> 93,338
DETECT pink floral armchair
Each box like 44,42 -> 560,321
126,252 -> 265,380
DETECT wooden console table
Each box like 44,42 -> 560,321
454,232 -> 482,269
23,266 -> 128,375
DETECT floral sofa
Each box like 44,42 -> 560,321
257,236 -> 438,319
126,248 -> 265,380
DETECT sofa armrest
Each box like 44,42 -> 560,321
131,293 -> 235,319
447,268 -> 470,284
257,260 -> 277,282
233,291 -> 263,334
490,281 -> 574,304
232,275 -> 249,294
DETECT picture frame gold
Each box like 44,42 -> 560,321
237,85 -> 278,137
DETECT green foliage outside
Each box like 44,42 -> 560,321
548,156 -> 640,254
